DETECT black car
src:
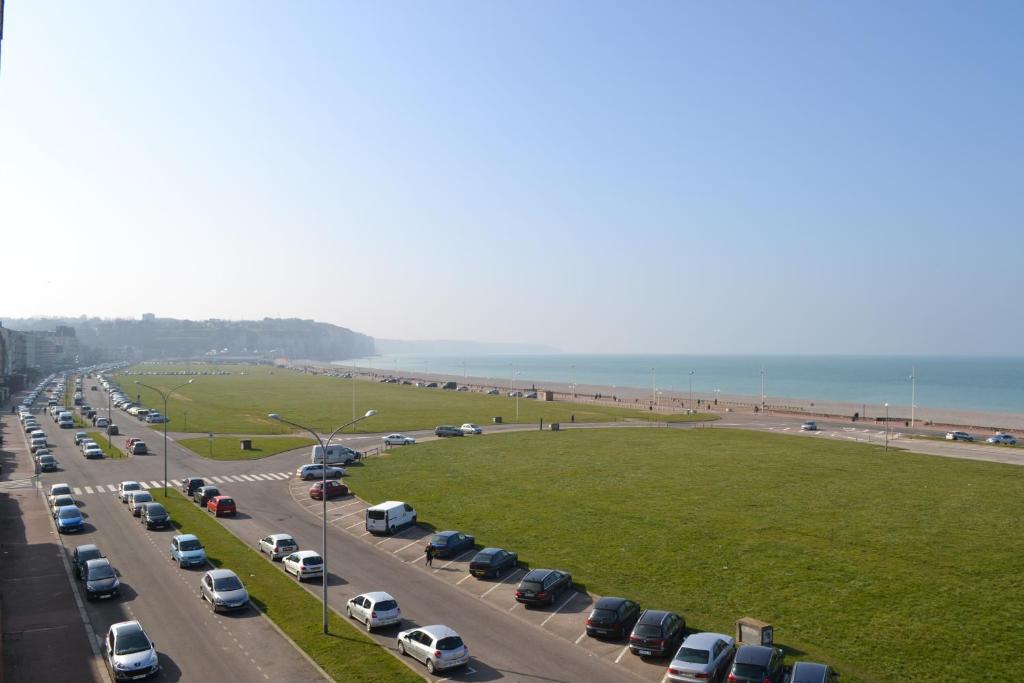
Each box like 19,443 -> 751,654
434,425 -> 464,437
586,596 -> 641,639
514,569 -> 573,606
468,547 -> 518,579
84,558 -> 120,600
429,531 -> 476,559
140,502 -> 171,530
790,662 -> 837,683
181,477 -> 205,495
628,609 -> 686,658
106,424 -> 119,435
72,543 -> 104,579
193,485 -> 220,507
728,644 -> 787,683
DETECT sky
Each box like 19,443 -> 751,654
1,1 -> 1022,355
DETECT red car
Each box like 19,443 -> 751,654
207,495 -> 237,517
309,480 -> 349,500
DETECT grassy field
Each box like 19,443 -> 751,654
177,435 -> 316,461
345,428 -> 1023,682
115,363 -> 712,434
86,430 -> 124,459
158,489 -> 420,682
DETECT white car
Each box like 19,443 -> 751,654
383,434 -> 416,446
80,439 -> 98,453
987,433 -> 1018,445
282,550 -> 324,581
128,491 -> 154,516
258,534 -> 298,561
396,624 -> 469,674
945,431 -> 975,442
800,421 -> 818,431
346,591 -> 402,631
48,482 -> 72,503
117,481 -> 143,503
460,424 -> 483,435
84,444 -> 104,459
104,620 -> 160,680
296,464 -> 346,480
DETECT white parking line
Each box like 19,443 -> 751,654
393,539 -> 422,554
481,567 -> 523,598
540,591 -> 579,627
433,549 -> 476,573
614,645 -> 629,663
332,508 -> 366,521
345,520 -> 365,530
456,574 -> 473,585
574,631 -> 587,644
73,487 -> 82,495
84,486 -> 94,494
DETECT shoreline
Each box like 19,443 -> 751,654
305,360 -> 1024,433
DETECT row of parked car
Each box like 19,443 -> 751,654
946,430 -> 1018,444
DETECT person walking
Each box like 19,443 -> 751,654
424,543 -> 434,567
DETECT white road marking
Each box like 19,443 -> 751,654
393,539 -> 421,553
345,520 -> 365,530
247,474 -> 267,481
456,573 -> 473,585
540,591 -> 579,626
73,487 -> 82,495
84,486 -> 94,494
106,484 -> 117,492
276,472 -> 291,477
150,481 -> 162,488
332,508 -> 366,521
575,631 -> 587,644
614,645 -> 629,663
433,549 -> 476,573
238,474 -> 257,482
481,567 -> 523,598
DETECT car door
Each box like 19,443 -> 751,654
404,631 -> 426,662
171,537 -> 180,560
202,574 -> 213,599
352,596 -> 367,622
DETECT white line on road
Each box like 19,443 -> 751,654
83,486 -> 94,494
574,631 -> 587,644
614,645 -> 629,663
73,487 -> 82,495
433,549 -> 476,573
540,591 -> 579,626
393,539 -> 421,554
456,574 -> 474,585
332,508 -> 366,521
106,484 -> 117,492
481,568 -> 523,598
238,474 -> 257,482
150,481 -> 162,488
345,520 -> 365,530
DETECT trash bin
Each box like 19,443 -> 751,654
550,423 -> 560,431
240,439 -> 252,450
493,416 -> 503,424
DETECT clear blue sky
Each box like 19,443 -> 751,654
2,1 -> 1021,354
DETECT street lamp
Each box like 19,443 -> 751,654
908,367 -> 916,429
134,379 -> 194,496
650,368 -> 656,408
688,370 -> 695,407
884,402 -> 890,451
760,368 -> 766,413
268,408 -> 377,635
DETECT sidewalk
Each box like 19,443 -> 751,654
0,414 -> 107,683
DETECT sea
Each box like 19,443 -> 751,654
334,354 -> 1024,415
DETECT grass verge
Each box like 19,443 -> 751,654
177,436 -> 317,461
158,489 -> 420,683
86,430 -> 125,459
346,428 -> 1024,682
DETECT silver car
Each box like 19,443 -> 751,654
105,620 -> 160,680
347,591 -> 402,631
987,433 -> 1018,445
128,491 -> 154,516
666,632 -> 736,683
200,569 -> 249,611
396,624 -> 469,674
258,533 -> 298,560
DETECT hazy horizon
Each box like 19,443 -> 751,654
2,2 -> 1021,355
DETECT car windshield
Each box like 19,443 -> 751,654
134,494 -> 152,502
58,508 -> 79,519
519,581 -> 543,592
590,608 -> 618,620
53,487 -> 70,496
368,510 -> 385,520
632,624 -> 662,637
675,647 -> 710,664
88,564 -> 115,580
114,631 -> 151,655
733,663 -> 767,678
180,539 -> 202,551
432,536 -> 449,546
302,556 -> 322,566
146,504 -> 166,515
53,496 -> 74,506
213,576 -> 243,591
218,499 -> 234,506
436,636 -> 464,651
125,484 -> 141,491
375,599 -> 398,611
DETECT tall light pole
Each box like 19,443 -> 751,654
269,409 -> 377,635
760,368 -> 766,413
650,368 -> 656,408
884,402 -> 890,451
570,364 -> 576,398
909,367 -> 916,429
688,370 -> 695,407
106,384 -> 113,449
134,379 -> 194,496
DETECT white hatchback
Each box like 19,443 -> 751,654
283,550 -> 324,581
346,591 -> 402,631
397,624 -> 469,674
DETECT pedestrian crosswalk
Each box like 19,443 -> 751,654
65,471 -> 294,496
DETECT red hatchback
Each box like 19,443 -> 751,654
309,480 -> 349,500
207,496 -> 237,517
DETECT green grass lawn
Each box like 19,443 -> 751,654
86,430 -> 125,459
115,363 -> 713,434
177,435 -> 316,460
157,489 -> 420,683
345,428 -> 1024,682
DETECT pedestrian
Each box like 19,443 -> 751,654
424,544 -> 434,567
570,414 -> 575,423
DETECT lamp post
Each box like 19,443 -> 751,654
909,367 -> 916,429
106,384 -> 112,449
650,368 -> 656,408
268,409 -> 377,635
760,368 -> 766,413
688,370 -> 695,407
134,379 -> 194,496
884,402 -> 890,451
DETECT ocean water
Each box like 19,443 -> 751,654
335,354 -> 1024,414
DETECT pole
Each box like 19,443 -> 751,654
910,367 -> 916,429
689,370 -> 694,407
651,368 -> 656,407
107,386 -> 112,449
885,403 -> 890,451
135,379 -> 193,497
760,368 -> 765,412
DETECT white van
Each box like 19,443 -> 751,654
311,444 -> 359,466
365,501 -> 417,535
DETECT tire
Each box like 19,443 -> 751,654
365,618 -> 372,632
426,660 -> 436,674
389,525 -> 396,535
411,515 -> 417,526
397,642 -> 406,656
346,606 -> 352,618
494,566 -> 501,579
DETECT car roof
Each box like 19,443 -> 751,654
594,596 -> 630,609
50,483 -> 71,491
57,505 -> 80,513
85,557 -> 111,569
682,632 -> 732,648
267,533 -> 294,541
110,620 -> 144,637
792,662 -> 829,677
523,568 -> 557,580
291,550 -> 321,559
415,624 -> 459,640
435,530 -> 459,538
174,533 -> 199,542
476,547 -> 503,555
206,568 -> 238,579
735,644 -> 774,664
638,609 -> 672,623
75,543 -> 100,553
120,480 -> 140,487
361,591 -> 395,602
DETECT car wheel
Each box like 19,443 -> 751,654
346,606 -> 353,618
389,525 -> 396,534
365,618 -> 372,632
494,566 -> 501,579
426,659 -> 437,674
397,642 -> 406,656
411,515 -> 417,526
179,559 -> 185,569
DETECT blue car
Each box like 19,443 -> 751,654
170,534 -> 207,568
428,530 -> 476,559
56,505 -> 85,533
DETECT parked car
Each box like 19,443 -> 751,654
95,417 -> 110,428
459,423 -> 483,435
396,625 -> 469,674
106,424 -> 119,436
310,480 -> 349,500
258,534 -> 298,561
628,609 -> 686,658
586,596 -> 642,639
434,425 -> 464,437
72,543 -> 104,579
789,661 -> 838,683
48,482 -> 72,503
282,550 -> 325,581
140,503 -> 171,529
800,421 -> 818,431
200,569 -> 249,611
104,620 -> 160,680
296,464 -> 345,480
515,569 -> 573,606
117,481 -> 143,503
130,441 -> 149,455
429,530 -> 476,559
666,631 -> 736,682
346,591 -> 402,631
524,391 -> 538,399
38,454 -> 59,472
193,486 -> 220,507
74,431 -> 88,444
170,534 -> 207,568
51,494 -> 77,517
128,491 -> 154,516
486,388 -> 500,395
84,444 -> 104,459
207,496 -> 237,517
468,547 -> 518,579
946,431 -> 974,442
125,437 -> 143,450
181,477 -> 205,495
84,558 -> 121,600
987,432 -> 1018,445
30,437 -> 49,453
727,644 -> 787,683
383,433 -> 416,446
55,505 -> 85,533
